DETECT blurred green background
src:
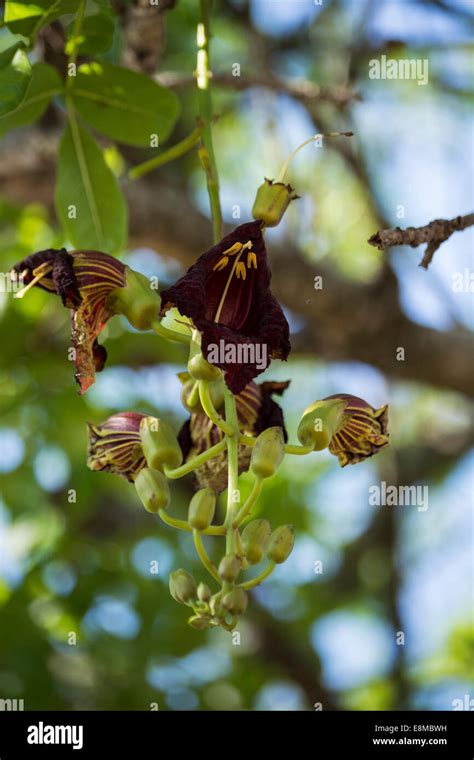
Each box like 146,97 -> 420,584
0,0 -> 473,711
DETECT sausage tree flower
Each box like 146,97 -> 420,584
177,379 -> 290,493
87,412 -> 148,482
87,411 -> 182,482
159,221 -> 290,394
11,249 -> 160,394
297,393 -> 389,467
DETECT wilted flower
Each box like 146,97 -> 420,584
178,379 -> 290,493
297,393 -> 389,467
11,249 -> 159,393
160,221 -> 290,394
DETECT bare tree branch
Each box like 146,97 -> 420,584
368,213 -> 474,269
156,70 -> 361,107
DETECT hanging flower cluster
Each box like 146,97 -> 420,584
11,139 -> 389,632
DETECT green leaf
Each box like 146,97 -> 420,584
4,0 -> 80,38
0,48 -> 32,116
71,62 -> 181,147
55,120 -> 127,254
0,63 -> 62,136
66,12 -> 115,56
0,40 -> 26,68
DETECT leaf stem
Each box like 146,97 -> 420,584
66,0 -> 86,86
129,124 -> 203,180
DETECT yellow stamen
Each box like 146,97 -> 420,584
212,241 -> 253,322
247,251 -> 257,269
222,242 -> 244,256
214,251 -> 244,323
13,262 -> 53,299
236,262 -> 246,280
213,256 -> 229,272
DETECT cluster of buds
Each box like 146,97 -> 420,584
170,518 -> 294,631
86,409 -> 297,631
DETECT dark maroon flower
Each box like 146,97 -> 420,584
178,379 -> 290,493
160,221 -> 290,394
11,249 -> 157,394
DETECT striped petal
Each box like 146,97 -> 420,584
87,412 -> 149,482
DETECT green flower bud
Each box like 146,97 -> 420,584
267,525 -> 295,564
188,339 -> 221,381
297,398 -> 347,450
218,554 -> 242,583
108,266 -> 160,331
188,487 -> 216,531
251,178 -> 299,227
187,614 -> 210,630
250,426 -> 285,479
169,569 -> 197,604
134,467 -> 170,513
188,351 -> 221,381
197,582 -> 212,603
139,416 -> 182,470
241,519 -> 272,565
180,376 -> 224,414
222,588 -> 248,615
298,394 -> 389,466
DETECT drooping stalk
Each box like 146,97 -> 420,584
193,530 -> 220,582
199,380 -> 234,436
239,562 -> 276,590
158,509 -> 225,536
196,0 -> 223,243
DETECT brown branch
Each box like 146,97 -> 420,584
156,70 -> 361,107
368,213 -> 474,269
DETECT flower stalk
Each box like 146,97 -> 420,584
196,0 -> 222,243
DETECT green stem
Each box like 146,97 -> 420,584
284,443 -> 315,455
129,125 -> 203,180
66,0 -> 86,87
240,434 -> 314,456
193,530 -> 220,582
223,386 -> 240,555
199,381 -> 234,436
232,476 -> 263,527
239,561 -> 276,590
164,438 -> 227,479
197,0 -> 222,243
152,319 -> 191,345
187,380 -> 200,409
158,509 -> 225,536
